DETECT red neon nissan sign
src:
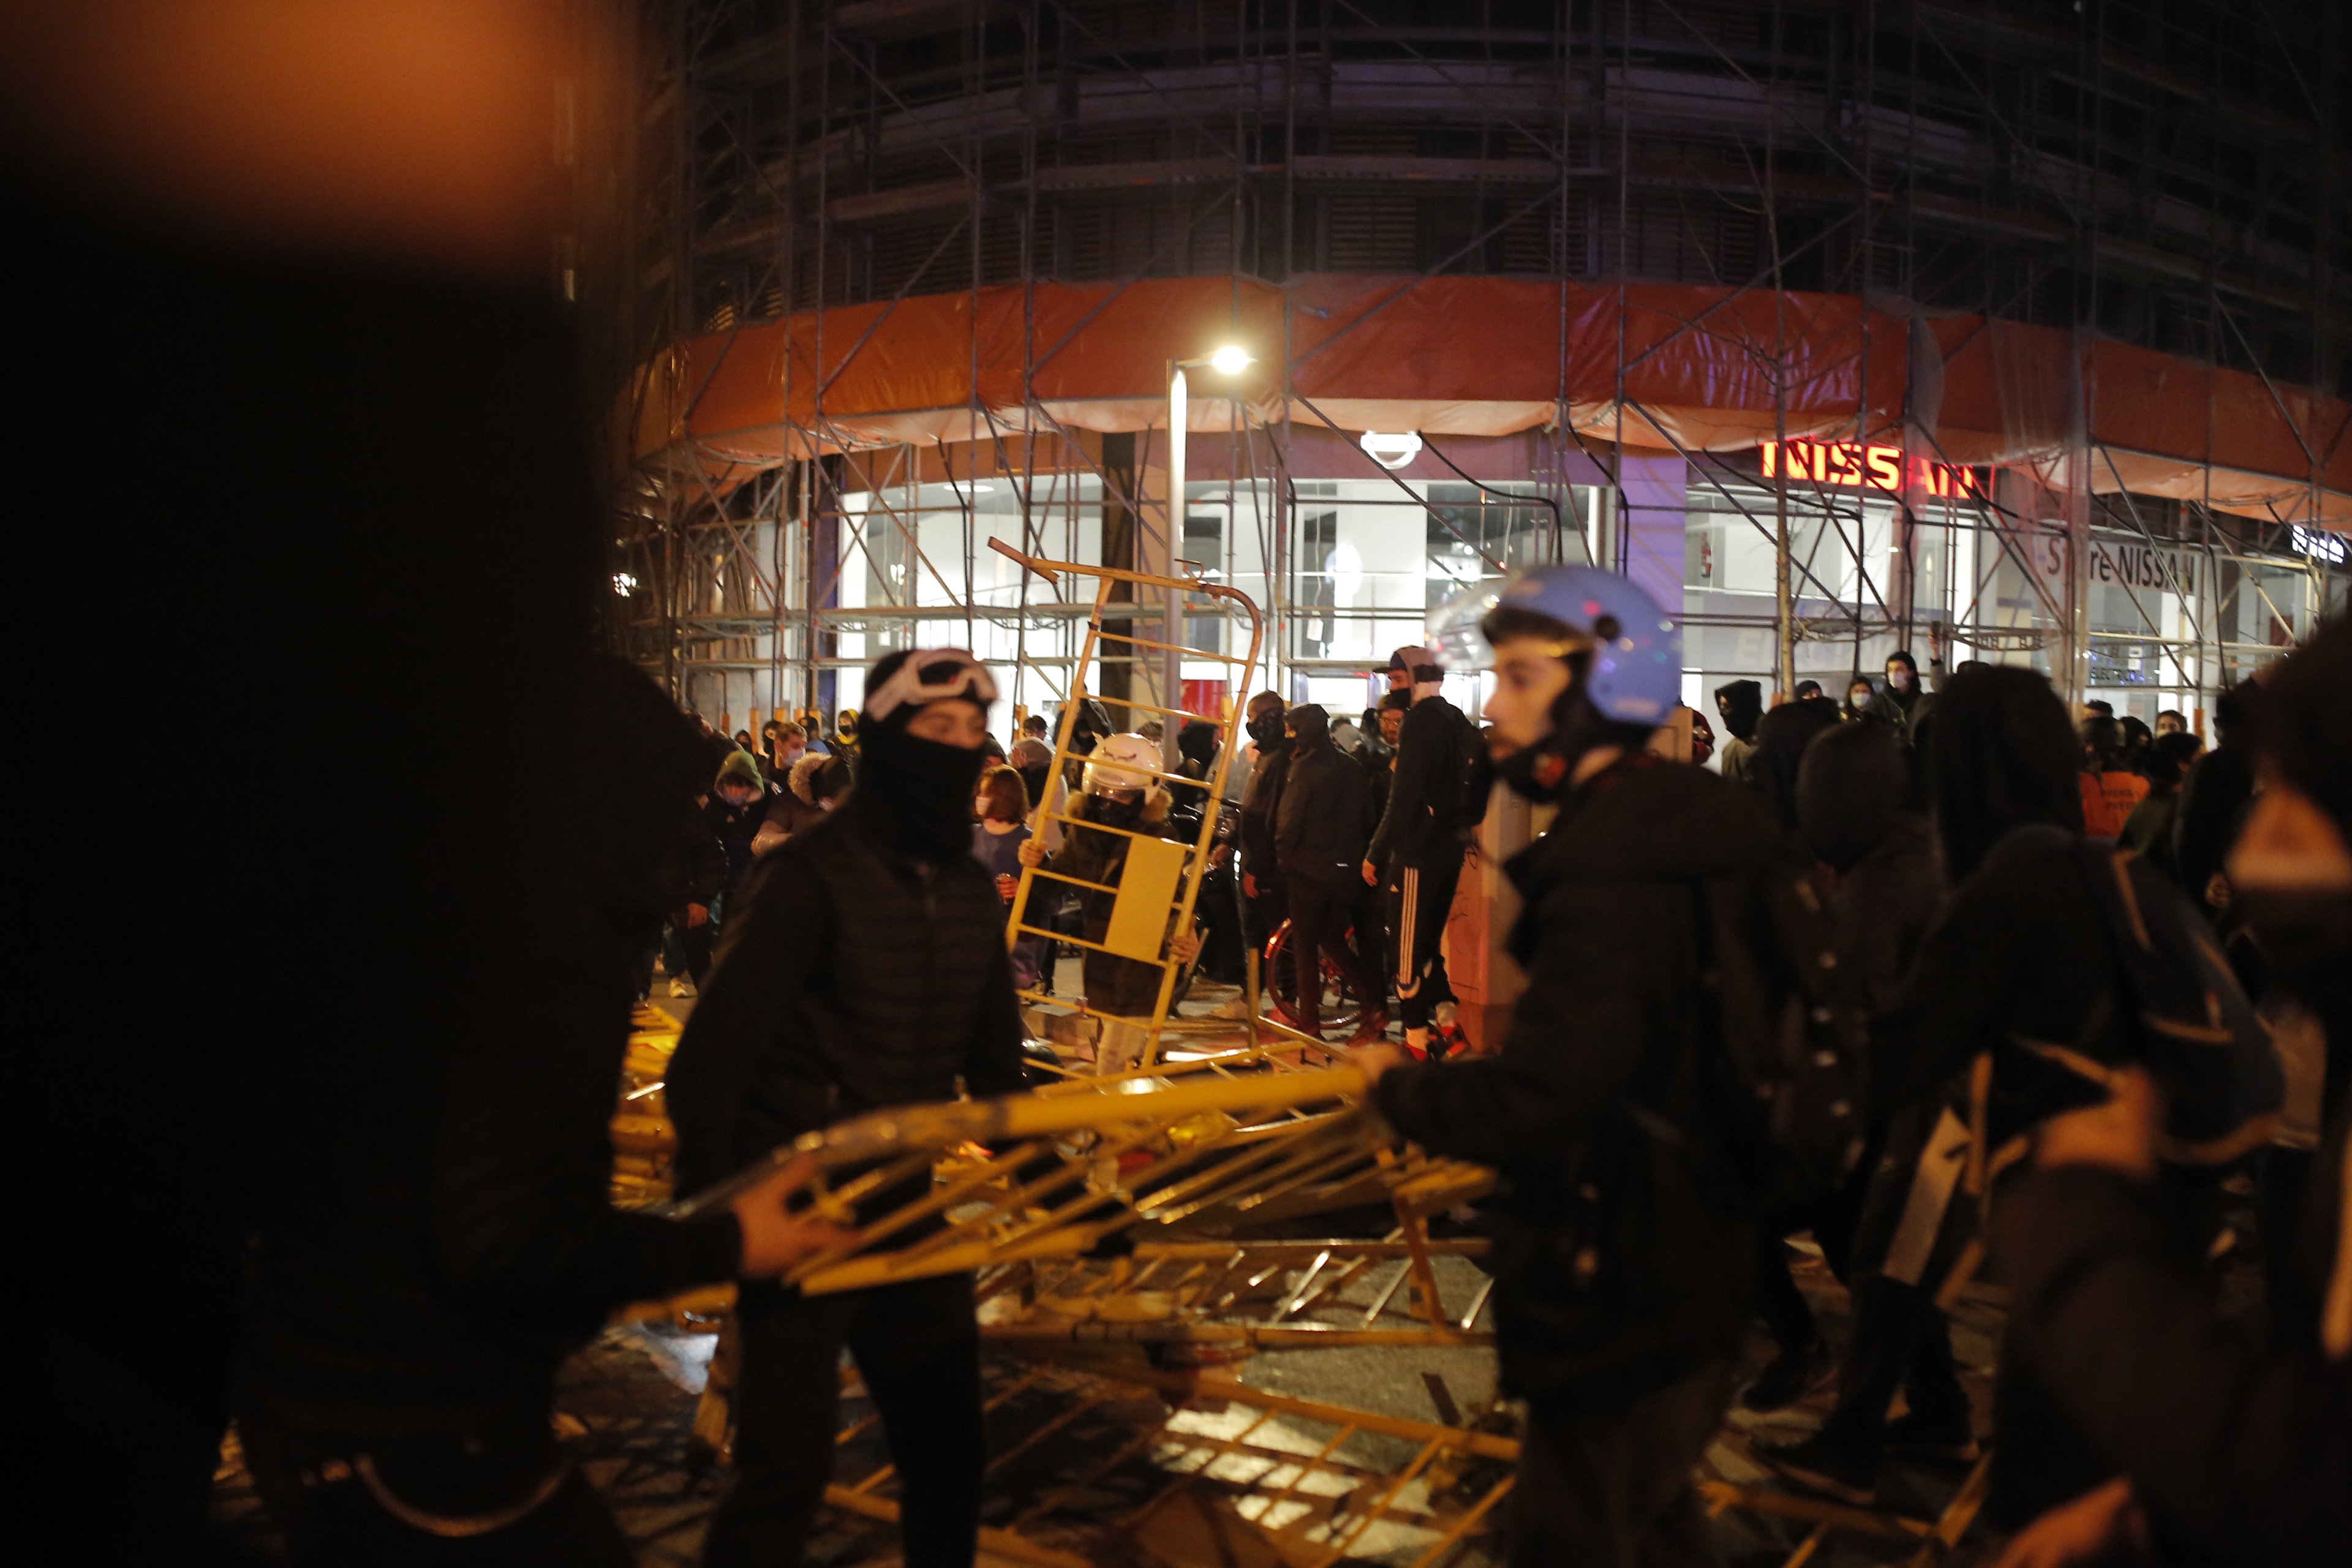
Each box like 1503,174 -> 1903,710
1760,439 -> 1985,499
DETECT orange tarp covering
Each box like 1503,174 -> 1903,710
634,275 -> 2349,526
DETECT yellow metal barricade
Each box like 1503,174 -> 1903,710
990,537 -> 1265,1069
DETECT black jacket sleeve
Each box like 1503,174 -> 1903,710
1368,700 -> 1447,867
1240,752 -> 1287,875
1373,873 -> 1674,1168
431,659 -> 747,1318
663,853 -> 838,1195
1994,1158 -> 2352,1566
432,929 -> 744,1317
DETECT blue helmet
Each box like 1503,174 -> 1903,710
1431,566 -> 1682,726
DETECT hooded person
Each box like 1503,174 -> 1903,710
1714,678 -> 1764,783
1353,568 -> 1778,1567
1364,643 -> 1484,1056
707,749 -> 769,893
1733,724 -> 1957,1417
2173,679 -> 2263,918
1863,649 -> 1936,745
1273,704 -> 1385,1042
1989,615 -> 2352,1568
665,647 -> 1028,1568
1235,691 -> 1293,971
1172,717 -> 1220,811
752,752 -> 851,855
1732,711 -> 1925,1412
1763,665 -> 2275,1521
1017,731 -> 1181,1069
1744,699 -> 1841,834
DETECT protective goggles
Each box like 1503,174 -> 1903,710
863,649 -> 998,721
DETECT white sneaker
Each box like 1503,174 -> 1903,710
668,977 -> 695,999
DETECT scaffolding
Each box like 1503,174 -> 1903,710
601,1 -> 2347,730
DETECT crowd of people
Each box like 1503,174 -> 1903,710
24,12 -> 2342,1567
535,594 -> 2348,1568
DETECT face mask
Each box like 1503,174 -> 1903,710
1086,792 -> 1143,829
1248,712 -> 1286,747
855,715 -> 991,864
1888,668 -> 1913,692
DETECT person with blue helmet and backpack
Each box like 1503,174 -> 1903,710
1354,567 -> 1783,1568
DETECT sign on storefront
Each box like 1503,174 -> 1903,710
1758,439 -> 1986,498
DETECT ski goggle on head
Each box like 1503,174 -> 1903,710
863,649 -> 998,722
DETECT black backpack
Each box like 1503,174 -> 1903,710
2007,832 -> 2281,1164
1680,844 -> 1875,1212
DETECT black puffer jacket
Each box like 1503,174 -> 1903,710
1373,756 -> 1771,1406
1275,706 -> 1370,885
665,797 -> 1031,1196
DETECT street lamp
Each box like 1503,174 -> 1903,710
1160,345 -> 1254,760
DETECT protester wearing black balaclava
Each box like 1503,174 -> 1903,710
666,646 -> 1027,1568
853,649 -> 996,865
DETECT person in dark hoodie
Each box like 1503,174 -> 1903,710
1363,646 -> 1483,1058
1762,665 -> 2275,1521
1863,649 -> 1936,746
1738,723 -> 1957,1419
707,749 -> 769,894
1277,703 -> 1386,1042
1743,698 -> 1842,833
665,647 -> 1028,1568
2173,678 -> 2263,918
1356,568 -> 1774,1567
1237,690 -> 1292,980
1714,677 -> 1764,783
1989,614 -> 2352,1568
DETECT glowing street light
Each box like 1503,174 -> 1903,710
1156,342 -> 1253,765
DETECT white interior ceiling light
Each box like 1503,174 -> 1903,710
1207,344 -> 1254,375
1359,430 -> 1423,469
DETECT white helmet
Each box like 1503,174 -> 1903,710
1084,731 -> 1159,794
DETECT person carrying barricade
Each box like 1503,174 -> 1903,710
665,648 -> 1029,1568
1016,729 -> 1183,1071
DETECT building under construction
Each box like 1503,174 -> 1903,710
604,0 -> 2350,732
